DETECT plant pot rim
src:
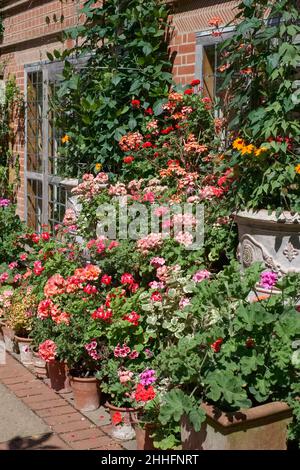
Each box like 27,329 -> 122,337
235,209 -> 300,226
69,374 -> 98,382
201,401 -> 292,430
105,401 -> 139,412
14,335 -> 32,342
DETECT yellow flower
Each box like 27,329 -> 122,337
61,134 -> 70,144
255,146 -> 267,157
295,164 -> 300,174
232,138 -> 245,151
241,144 -> 256,155
95,163 -> 102,172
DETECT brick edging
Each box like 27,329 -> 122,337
0,353 -> 124,450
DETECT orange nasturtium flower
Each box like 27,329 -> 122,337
95,163 -> 102,172
61,134 -> 70,144
295,164 -> 300,174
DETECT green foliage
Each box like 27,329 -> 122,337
155,262 -> 300,435
0,203 -> 26,263
0,76 -> 23,198
51,0 -> 173,177
219,0 -> 300,211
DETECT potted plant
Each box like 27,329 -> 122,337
216,0 -> 300,276
155,261 -> 300,450
6,286 -> 37,364
0,285 -> 14,351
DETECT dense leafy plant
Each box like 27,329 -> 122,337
0,76 -> 23,198
0,202 -> 26,263
51,0 -> 173,177
218,0 -> 300,211
6,286 -> 37,337
155,262 -> 300,440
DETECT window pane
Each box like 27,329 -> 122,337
27,179 -> 43,231
48,184 -> 67,230
27,71 -> 43,172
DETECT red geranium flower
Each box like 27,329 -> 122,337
41,232 -> 50,241
112,412 -> 123,425
101,274 -> 112,286
151,291 -> 162,302
142,141 -> 153,149
211,338 -> 223,353
135,384 -> 156,402
121,273 -> 135,285
184,88 -> 193,95
31,234 -> 40,244
190,79 -> 200,86
123,156 -> 135,164
131,99 -> 140,108
145,107 -> 153,115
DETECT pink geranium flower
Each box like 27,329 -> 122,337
38,340 -> 57,362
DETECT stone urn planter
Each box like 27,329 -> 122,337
105,401 -> 138,441
235,210 -> 300,277
181,401 -> 292,450
47,360 -> 72,394
14,335 -> 33,365
69,374 -> 101,412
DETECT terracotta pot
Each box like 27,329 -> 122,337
47,360 -> 72,393
134,422 -> 156,450
1,323 -> 14,352
70,375 -> 101,412
105,401 -> 138,440
33,352 -> 48,379
181,401 -> 292,450
14,336 -> 33,365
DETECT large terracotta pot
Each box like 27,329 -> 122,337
47,360 -> 72,393
235,210 -> 300,277
133,422 -> 156,450
105,401 -> 138,440
1,323 -> 14,352
14,335 -> 33,365
33,352 -> 48,379
181,401 -> 292,450
70,375 -> 101,412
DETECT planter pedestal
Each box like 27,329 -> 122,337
181,401 -> 292,450
70,375 -> 100,412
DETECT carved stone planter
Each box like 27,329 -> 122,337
235,210 -> 300,276
181,401 -> 292,450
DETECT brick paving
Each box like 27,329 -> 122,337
0,353 -> 128,450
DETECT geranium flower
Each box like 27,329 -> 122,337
101,274 -> 112,286
121,273 -> 135,285
142,141 -> 153,148
112,412 -> 123,425
19,253 -> 28,261
184,88 -> 193,95
91,305 -> 112,321
33,261 -> 44,276
114,343 -> 131,358
193,270 -> 211,283
208,16 -> 222,27
259,271 -> 278,290
123,311 -> 140,326
151,291 -> 162,302
44,274 -> 66,297
38,339 -> 57,362
190,79 -> 200,86
131,99 -> 141,108
83,284 -> 98,295
140,369 -> 156,386
134,384 -> 156,402
144,107 -> 153,115
211,338 -> 223,353
129,350 -> 139,359
41,232 -> 50,241
123,156 -> 135,164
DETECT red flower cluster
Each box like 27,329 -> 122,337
211,338 -> 223,353
184,88 -> 193,95
161,126 -> 174,135
123,156 -> 135,164
112,411 -> 123,425
142,141 -> 153,149
91,305 -> 112,321
144,107 -> 153,115
268,136 -> 293,151
190,79 -> 200,86
101,274 -> 112,286
131,99 -> 140,108
83,284 -> 98,295
134,384 -> 156,402
123,311 -> 140,326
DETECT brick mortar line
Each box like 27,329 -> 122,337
1,352 -> 126,450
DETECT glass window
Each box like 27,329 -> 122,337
26,71 -> 43,172
27,179 -> 43,231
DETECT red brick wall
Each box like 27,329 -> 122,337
0,0 -> 238,220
